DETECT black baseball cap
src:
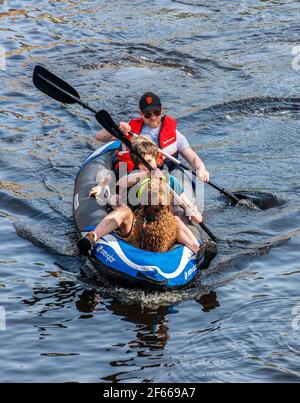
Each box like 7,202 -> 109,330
139,92 -> 162,113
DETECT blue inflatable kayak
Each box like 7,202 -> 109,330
73,141 -> 207,289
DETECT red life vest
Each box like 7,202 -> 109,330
115,115 -> 178,173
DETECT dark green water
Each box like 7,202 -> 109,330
0,0 -> 300,382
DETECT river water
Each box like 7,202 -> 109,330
1,0 -> 300,383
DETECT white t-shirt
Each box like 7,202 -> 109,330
140,125 -> 190,154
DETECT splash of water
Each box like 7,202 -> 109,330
236,198 -> 259,210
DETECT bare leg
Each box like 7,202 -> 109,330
175,216 -> 200,254
93,205 -> 134,240
78,206 -> 134,256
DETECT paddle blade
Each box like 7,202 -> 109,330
32,65 -> 80,104
232,191 -> 279,210
97,109 -> 120,132
95,109 -> 132,148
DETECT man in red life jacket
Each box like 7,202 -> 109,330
95,92 -> 209,182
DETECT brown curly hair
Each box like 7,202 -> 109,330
126,178 -> 178,252
130,136 -> 159,167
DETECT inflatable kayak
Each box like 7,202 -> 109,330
73,141 -> 208,290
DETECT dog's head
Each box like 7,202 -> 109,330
139,178 -> 173,218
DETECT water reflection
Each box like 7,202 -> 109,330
22,280 -> 80,315
21,275 -> 220,351
75,289 -> 220,338
196,290 -> 220,312
76,290 -> 171,352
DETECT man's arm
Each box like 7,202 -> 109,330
180,146 -> 209,182
169,175 -> 202,223
95,128 -> 116,142
95,122 -> 131,142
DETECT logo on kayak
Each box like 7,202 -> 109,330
96,245 -> 116,264
184,264 -> 197,280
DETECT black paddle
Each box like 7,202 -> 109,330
33,65 -> 159,168
33,65 -> 98,114
32,65 -> 217,241
33,65 -> 277,210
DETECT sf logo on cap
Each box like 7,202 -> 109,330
146,96 -> 153,105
